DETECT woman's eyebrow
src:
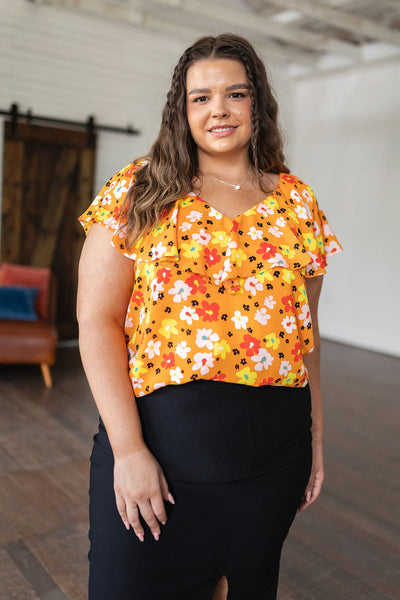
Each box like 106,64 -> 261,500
188,83 -> 249,96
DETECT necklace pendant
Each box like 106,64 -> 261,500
234,185 -> 240,190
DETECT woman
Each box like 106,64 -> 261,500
78,34 -> 341,600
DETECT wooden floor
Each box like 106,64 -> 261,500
0,340 -> 399,599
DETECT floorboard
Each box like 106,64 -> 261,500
0,341 -> 398,599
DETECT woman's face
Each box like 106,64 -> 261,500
186,58 -> 253,163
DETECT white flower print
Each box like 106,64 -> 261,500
192,352 -> 214,375
267,253 -> 288,268
257,203 -> 274,217
247,226 -> 263,240
208,207 -> 223,220
282,316 -> 297,334
150,278 -> 164,301
223,258 -> 232,273
154,382 -> 166,390
294,205 -> 309,220
170,207 -> 178,224
231,310 -> 248,330
179,305 -> 199,325
302,189 -> 313,203
176,341 -> 191,359
290,189 -> 302,203
125,315 -> 134,328
225,240 -> 238,257
151,242 -> 167,260
102,191 -> 113,206
244,276 -> 263,296
313,221 -> 321,236
144,339 -> 161,359
168,280 -> 192,302
195,328 -> 219,350
325,240 -> 341,254
170,366 -> 184,384
254,308 -> 271,326
323,223 -> 334,237
279,360 -> 292,377
187,210 -> 203,223
179,222 -> 192,232
113,179 -> 129,199
268,225 -> 284,238
264,295 -> 276,309
192,228 -> 211,245
275,216 -> 287,228
298,304 -> 311,327
139,306 -> 146,324
213,270 -> 228,285
104,216 -> 118,230
132,377 -> 144,390
251,349 -> 274,371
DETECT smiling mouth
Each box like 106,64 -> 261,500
209,126 -> 237,132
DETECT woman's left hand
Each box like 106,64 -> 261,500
297,435 -> 324,512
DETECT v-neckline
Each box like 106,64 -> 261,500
188,172 -> 282,221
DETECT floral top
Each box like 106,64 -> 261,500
79,162 -> 342,396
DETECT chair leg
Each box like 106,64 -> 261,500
40,363 -> 53,388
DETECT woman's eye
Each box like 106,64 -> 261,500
193,96 -> 208,103
230,92 -> 245,99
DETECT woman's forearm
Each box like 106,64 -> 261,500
79,317 -> 146,458
303,339 -> 323,440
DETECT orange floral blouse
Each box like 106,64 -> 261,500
79,162 -> 342,396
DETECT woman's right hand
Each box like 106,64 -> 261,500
113,446 -> 175,542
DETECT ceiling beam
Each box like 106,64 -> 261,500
266,0 -> 400,47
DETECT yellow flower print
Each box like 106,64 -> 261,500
213,339 -> 231,359
181,240 -> 203,258
180,197 -> 195,207
281,269 -> 296,284
143,263 -> 156,280
264,333 -> 280,350
236,367 -> 257,385
316,235 -> 324,250
266,198 -> 279,209
159,318 -> 179,339
132,359 -> 147,377
231,248 -> 247,266
280,245 -> 296,259
302,233 -> 317,251
282,372 -> 297,386
256,270 -> 274,283
151,222 -> 166,237
297,283 -> 308,302
96,209 -> 109,222
211,231 -> 230,247
287,210 -> 299,224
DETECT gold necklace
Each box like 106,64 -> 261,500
201,167 -> 252,191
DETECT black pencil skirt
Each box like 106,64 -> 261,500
88,380 -> 313,600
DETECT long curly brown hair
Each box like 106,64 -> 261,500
123,33 -> 290,248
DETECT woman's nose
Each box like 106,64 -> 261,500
211,97 -> 229,118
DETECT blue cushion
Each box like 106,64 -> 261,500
0,286 -> 39,321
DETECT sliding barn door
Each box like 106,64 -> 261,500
1,121 -> 96,338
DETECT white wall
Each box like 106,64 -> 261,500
289,59 -> 400,357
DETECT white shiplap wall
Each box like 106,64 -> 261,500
0,0 -> 188,191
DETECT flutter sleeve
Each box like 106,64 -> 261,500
297,182 -> 343,277
78,162 -> 137,259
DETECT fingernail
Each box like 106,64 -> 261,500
124,521 -> 130,530
168,493 -> 175,505
153,532 -> 160,541
137,533 -> 144,542
161,520 -> 167,525
306,491 -> 311,502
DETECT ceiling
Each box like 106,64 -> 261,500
29,0 -> 400,76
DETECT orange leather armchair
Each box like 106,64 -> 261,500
0,262 -> 58,387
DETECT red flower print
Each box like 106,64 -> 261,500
132,290 -> 144,306
260,377 -> 275,386
282,295 -> 294,313
281,174 -> 298,184
157,267 -> 172,284
211,373 -> 227,381
161,352 -> 175,369
204,247 -> 221,266
124,165 -> 134,178
291,343 -> 302,362
197,300 -> 219,322
232,221 -> 239,233
257,241 -> 277,260
239,334 -> 261,357
185,273 -> 207,294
